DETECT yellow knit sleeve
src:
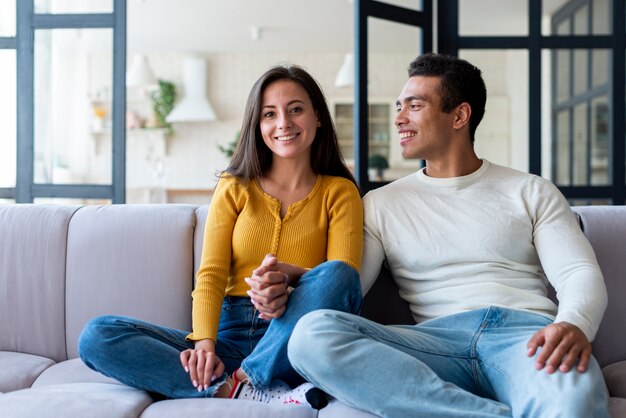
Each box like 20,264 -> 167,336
325,178 -> 363,271
187,176 -> 240,342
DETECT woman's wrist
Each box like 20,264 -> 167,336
194,338 -> 216,352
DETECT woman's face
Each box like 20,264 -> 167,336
259,79 -> 319,165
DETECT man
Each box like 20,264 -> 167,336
287,53 -> 609,417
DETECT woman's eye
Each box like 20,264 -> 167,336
290,106 -> 303,113
263,111 -> 275,118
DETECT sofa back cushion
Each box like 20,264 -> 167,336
0,204 -> 80,362
65,204 -> 197,358
572,205 -> 626,368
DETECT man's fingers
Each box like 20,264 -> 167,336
576,345 -> 592,372
527,330 -> 545,357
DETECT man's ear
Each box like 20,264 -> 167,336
452,102 -> 472,130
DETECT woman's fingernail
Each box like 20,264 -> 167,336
193,380 -> 198,387
184,366 -> 189,373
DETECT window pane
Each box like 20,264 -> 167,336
573,49 -> 588,96
34,0 -> 113,14
460,50 -> 529,172
591,0 -> 611,35
590,98 -> 609,185
591,49 -> 609,88
0,50 -> 16,188
367,16 -> 422,182
555,110 -> 571,185
572,103 -> 589,185
34,29 -> 113,185
573,4 -> 590,35
460,0 -> 527,36
545,0 -> 611,36
555,50 -> 570,102
0,0 -> 16,36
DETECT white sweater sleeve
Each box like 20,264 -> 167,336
360,192 -> 386,296
530,177 -> 607,341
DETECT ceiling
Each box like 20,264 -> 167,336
126,0 -> 569,54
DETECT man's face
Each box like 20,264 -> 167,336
394,76 -> 456,160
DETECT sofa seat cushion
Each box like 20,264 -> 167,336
603,360 -> 626,398
318,399 -> 379,418
32,358 -> 120,387
140,398 -> 318,418
609,397 -> 626,418
0,352 -> 55,392
0,382 -> 153,418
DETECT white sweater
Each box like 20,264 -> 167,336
361,160 -> 607,340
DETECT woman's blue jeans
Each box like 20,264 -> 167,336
288,307 -> 610,418
78,260 -> 361,399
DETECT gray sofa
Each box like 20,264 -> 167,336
0,203 -> 624,418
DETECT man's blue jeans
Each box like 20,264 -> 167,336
288,307 -> 609,418
78,260 -> 361,399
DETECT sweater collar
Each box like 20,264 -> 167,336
416,159 -> 490,187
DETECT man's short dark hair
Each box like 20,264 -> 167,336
408,53 -> 487,143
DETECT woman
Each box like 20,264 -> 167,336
78,65 -> 363,408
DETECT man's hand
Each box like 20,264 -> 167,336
245,254 -> 290,320
527,321 -> 592,374
179,338 -> 225,391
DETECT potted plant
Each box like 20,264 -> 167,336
218,131 -> 240,158
150,80 -> 176,134
368,154 -> 389,181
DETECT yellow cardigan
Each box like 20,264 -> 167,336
188,174 -> 363,341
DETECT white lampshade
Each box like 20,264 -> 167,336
334,53 -> 354,88
126,54 -> 157,87
166,56 -> 217,123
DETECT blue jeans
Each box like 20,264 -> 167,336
78,260 -> 361,398
288,307 -> 610,418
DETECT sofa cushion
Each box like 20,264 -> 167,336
32,358 -> 120,388
0,352 -> 55,392
65,204 -> 197,358
140,398 -> 318,418
318,398 -> 379,418
0,382 -> 153,418
194,206 -> 209,278
572,206 -> 626,368
609,397 -> 626,418
0,204 -> 80,362
603,361 -> 626,398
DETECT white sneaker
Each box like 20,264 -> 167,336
231,381 -> 317,407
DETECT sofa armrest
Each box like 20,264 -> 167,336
603,360 -> 626,398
